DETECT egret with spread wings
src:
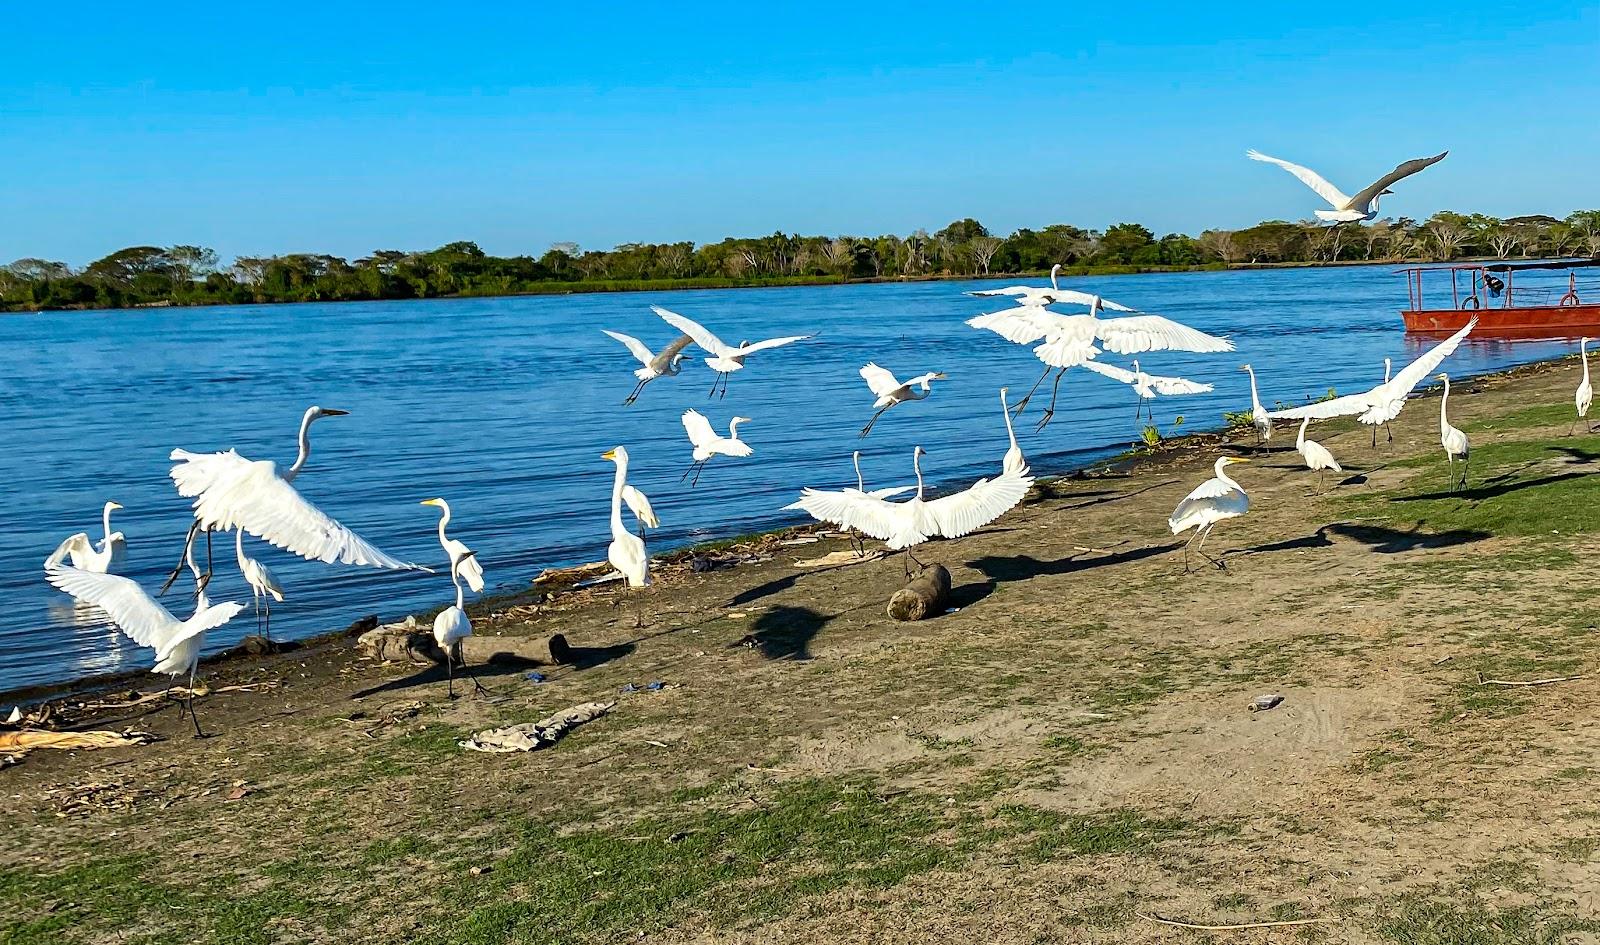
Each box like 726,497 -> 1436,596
1247,148 -> 1447,224
680,409 -> 753,486
601,328 -> 695,405
44,501 -> 126,574
651,306 -> 811,398
1169,456 -> 1251,572
1082,359 -> 1213,424
783,450 -> 913,556
858,363 -> 947,437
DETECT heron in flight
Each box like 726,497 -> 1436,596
858,363 -> 947,437
601,329 -> 695,405
1082,359 -> 1213,425
680,409 -> 753,486
651,306 -> 810,398
1247,148 -> 1448,224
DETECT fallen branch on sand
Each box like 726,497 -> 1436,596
79,682 -> 277,712
1136,912 -> 1330,931
1477,672 -> 1587,688
0,730 -> 153,752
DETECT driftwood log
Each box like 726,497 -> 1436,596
479,633 -> 572,667
887,565 -> 951,621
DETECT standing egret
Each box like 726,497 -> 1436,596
601,329 -> 695,405
1269,319 -> 1478,437
602,447 -> 651,588
1574,338 -> 1593,436
166,406 -> 424,589
1082,359 -> 1213,424
1438,373 -> 1470,491
1373,358 -> 1394,447
1241,365 -> 1273,444
432,551 -> 487,698
44,563 -> 244,736
782,450 -> 912,556
1247,149 -> 1448,223
1169,457 -> 1251,572
651,306 -> 811,398
680,410 -> 753,486
858,363 -> 947,437
45,501 -> 126,573
234,530 -> 285,644
419,498 -> 484,593
1000,388 -> 1028,477
1295,417 -> 1342,493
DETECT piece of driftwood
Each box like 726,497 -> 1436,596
1136,912 -> 1329,931
459,701 -> 615,752
887,564 -> 952,622
1477,672 -> 1587,688
0,730 -> 152,751
79,683 -> 275,713
357,616 -> 444,664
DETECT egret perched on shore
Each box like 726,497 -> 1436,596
45,501 -> 125,573
1083,359 -> 1213,424
44,562 -> 244,736
602,329 -> 695,405
433,551 -> 487,698
1295,417 -> 1342,492
681,410 -> 753,486
783,450 -> 912,556
1000,389 -> 1028,477
602,447 -> 651,588
1241,364 -> 1273,443
234,530 -> 285,643
1268,319 -> 1478,438
1573,338 -> 1592,435
858,363 -> 947,437
1438,373 -> 1470,491
1247,148 -> 1448,223
651,306 -> 810,398
166,406 -> 424,589
419,498 -> 484,593
1169,456 -> 1251,572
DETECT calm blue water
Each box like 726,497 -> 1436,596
0,265 -> 1584,693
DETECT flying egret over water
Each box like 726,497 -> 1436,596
858,363 -> 947,437
1437,373 -> 1470,491
651,306 -> 811,398
1247,149 -> 1448,223
1082,359 -> 1213,424
45,501 -> 126,573
166,406 -> 425,589
601,329 -> 695,405
965,264 -> 1133,309
1295,417 -> 1342,493
1169,456 -> 1251,572
1268,319 -> 1478,435
419,498 -> 484,593
1241,364 -> 1273,443
432,551 -> 487,698
681,409 -> 753,486
1574,338 -> 1592,435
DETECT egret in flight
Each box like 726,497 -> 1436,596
1169,456 -> 1251,572
1082,359 -> 1213,424
1574,338 -> 1592,436
1247,148 -> 1448,223
166,406 -> 424,589
234,530 -> 285,644
1241,364 -> 1273,444
1269,319 -> 1478,437
45,501 -> 126,573
965,264 -> 1134,309
858,363 -> 947,437
1438,373 -> 1470,491
1294,417 -> 1342,493
419,498 -> 485,593
602,329 -> 695,405
432,551 -> 487,698
651,306 -> 810,398
681,409 -> 752,486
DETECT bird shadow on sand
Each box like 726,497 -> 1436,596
730,605 -> 831,660
349,658 -> 545,701
1327,522 -> 1490,552
1394,470 -> 1591,504
1053,479 -> 1181,513
1549,445 -> 1600,464
1237,528 -> 1337,556
968,542 -> 1182,583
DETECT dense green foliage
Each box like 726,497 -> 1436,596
3,210 -> 1596,312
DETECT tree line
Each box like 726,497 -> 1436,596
3,210 -> 1597,312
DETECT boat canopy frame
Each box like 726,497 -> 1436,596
1396,258 -> 1600,312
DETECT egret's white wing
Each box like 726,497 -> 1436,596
1048,289 -> 1138,312
45,533 -> 91,569
966,285 -> 1038,298
1095,315 -> 1235,355
452,547 -> 485,593
1180,477 -> 1243,503
859,363 -> 903,398
1145,375 -> 1214,396
44,566 -> 178,650
681,410 -> 719,449
967,307 -> 1057,345
621,485 -> 659,528
924,471 -> 1033,539
601,329 -> 656,367
1388,317 -> 1477,395
1347,152 -> 1448,209
738,335 -> 810,355
786,488 -> 902,541
1247,149 -> 1350,209
169,450 -> 424,570
652,307 -> 731,356
1080,361 -> 1138,385
866,485 -> 915,500
160,601 -> 248,658
1268,390 -> 1378,420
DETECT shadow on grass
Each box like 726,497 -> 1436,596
732,605 -> 832,660
1328,522 -> 1490,552
968,542 -> 1183,583
1396,471 -> 1591,504
349,657 -> 552,701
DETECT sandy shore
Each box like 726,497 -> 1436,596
6,351 -> 1600,944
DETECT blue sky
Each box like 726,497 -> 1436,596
3,1 -> 1596,266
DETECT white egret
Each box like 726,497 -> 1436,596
1169,457 -> 1251,572
602,447 -> 651,588
167,406 -> 424,588
1373,358 -> 1394,447
234,530 -> 285,643
1295,417 -> 1342,492
651,306 -> 811,398
680,409 -> 753,486
784,446 -> 1034,575
782,450 -> 913,556
1269,319 -> 1478,438
858,363 -> 948,437
1574,338 -> 1593,436
44,501 -> 126,573
1000,388 -> 1028,477
419,498 -> 484,593
601,329 -> 695,405
1247,149 -> 1448,223
1241,364 -> 1273,443
965,264 -> 1139,309
621,484 -> 659,540
44,563 -> 244,736
1082,359 -> 1213,424
432,551 -> 487,698
1438,373 -> 1470,491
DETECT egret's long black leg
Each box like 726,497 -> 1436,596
623,379 -> 647,405
158,521 -> 203,596
1011,364 -> 1054,416
1034,370 -> 1066,431
860,407 -> 889,438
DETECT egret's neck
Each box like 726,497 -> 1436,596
852,452 -> 865,492
286,409 -> 317,482
609,459 -> 627,532
434,501 -> 453,549
1050,267 -> 1060,291
451,562 -> 465,611
1215,460 -> 1238,491
235,529 -> 248,569
913,451 -> 925,499
101,503 -> 116,541
1297,417 -> 1309,446
728,418 -> 745,439
1583,342 -> 1591,382
1246,368 -> 1261,407
1001,391 -> 1018,447
1440,378 -> 1451,422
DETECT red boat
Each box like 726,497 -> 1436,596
1400,258 -> 1600,337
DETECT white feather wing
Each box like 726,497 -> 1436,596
859,363 -> 903,398
652,307 -> 731,356
160,601 -> 248,658
621,485 -> 659,528
1048,289 -> 1137,312
1389,317 -> 1477,395
1268,390 -> 1378,420
1095,315 -> 1235,355
738,335 -> 810,355
924,471 -> 1033,539
1081,361 -> 1137,385
44,566 -> 179,650
601,329 -> 655,366
681,410 -> 719,449
1146,374 -> 1214,396
786,488 -> 901,541
1247,149 -> 1350,209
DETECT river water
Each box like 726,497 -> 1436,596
0,264 -> 1582,693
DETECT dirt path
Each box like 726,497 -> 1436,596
6,355 -> 1600,945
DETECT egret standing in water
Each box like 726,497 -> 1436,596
1294,417 -> 1342,493
432,551 -> 486,698
858,363 -> 948,437
1169,457 -> 1251,572
1437,373 -> 1470,491
419,498 -> 485,593
1574,338 -> 1593,436
1241,365 -> 1272,444
45,501 -> 125,573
